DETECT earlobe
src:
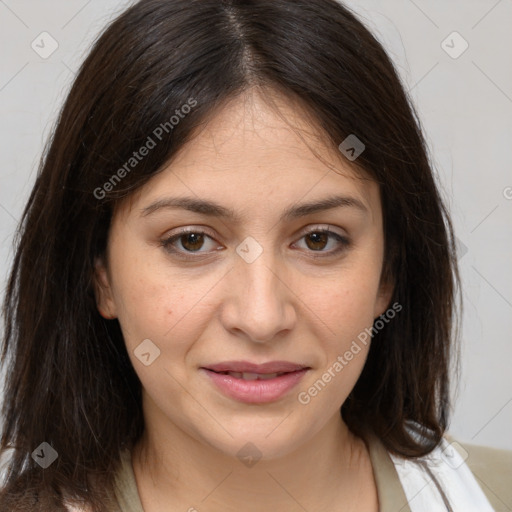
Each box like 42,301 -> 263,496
93,257 -> 117,319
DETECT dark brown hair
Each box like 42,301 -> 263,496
0,0 -> 460,509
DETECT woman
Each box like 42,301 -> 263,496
0,0 -> 509,511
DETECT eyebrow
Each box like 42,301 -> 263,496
141,194 -> 368,222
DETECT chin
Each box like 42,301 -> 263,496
199,423 -> 308,463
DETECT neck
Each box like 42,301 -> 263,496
132,396 -> 378,512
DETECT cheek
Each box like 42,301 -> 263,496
109,255 -> 182,349
314,266 -> 382,340
111,256 -> 222,366
114,280 -> 169,345
302,263 -> 382,402
297,278 -> 377,412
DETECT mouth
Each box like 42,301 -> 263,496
202,360 -> 309,374
208,370 -> 291,381
200,361 -> 311,403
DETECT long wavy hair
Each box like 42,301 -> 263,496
0,0 -> 460,510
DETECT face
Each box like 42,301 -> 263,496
94,89 -> 393,461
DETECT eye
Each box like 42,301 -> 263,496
160,225 -> 350,261
160,228 -> 221,258
293,227 -> 350,257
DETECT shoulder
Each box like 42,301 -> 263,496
388,435 -> 512,512
451,437 -> 512,512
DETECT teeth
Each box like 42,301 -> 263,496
251,372 -> 279,380
241,372 -> 260,380
224,371 -> 282,380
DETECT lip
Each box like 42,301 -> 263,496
200,360 -> 310,404
203,360 -> 308,374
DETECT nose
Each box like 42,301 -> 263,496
220,245 -> 297,343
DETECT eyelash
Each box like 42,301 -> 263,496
159,227 -> 351,261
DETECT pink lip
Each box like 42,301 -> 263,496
203,360 -> 308,374
200,361 -> 310,404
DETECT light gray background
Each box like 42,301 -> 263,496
0,0 -> 511,451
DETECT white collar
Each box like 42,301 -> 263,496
390,437 -> 495,512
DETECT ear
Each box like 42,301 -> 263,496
93,256 -> 117,319
373,270 -> 395,319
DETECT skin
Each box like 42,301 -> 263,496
94,88 -> 393,512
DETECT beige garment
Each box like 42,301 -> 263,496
103,436 -> 512,512
448,438 -> 512,512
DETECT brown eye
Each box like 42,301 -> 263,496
304,232 -> 329,251
160,229 -> 221,260
160,226 -> 349,261
294,228 -> 350,257
179,232 -> 205,252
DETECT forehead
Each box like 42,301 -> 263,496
173,89 -> 366,180
118,88 -> 380,223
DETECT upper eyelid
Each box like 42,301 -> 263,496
162,225 -> 349,253
163,224 -> 347,242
